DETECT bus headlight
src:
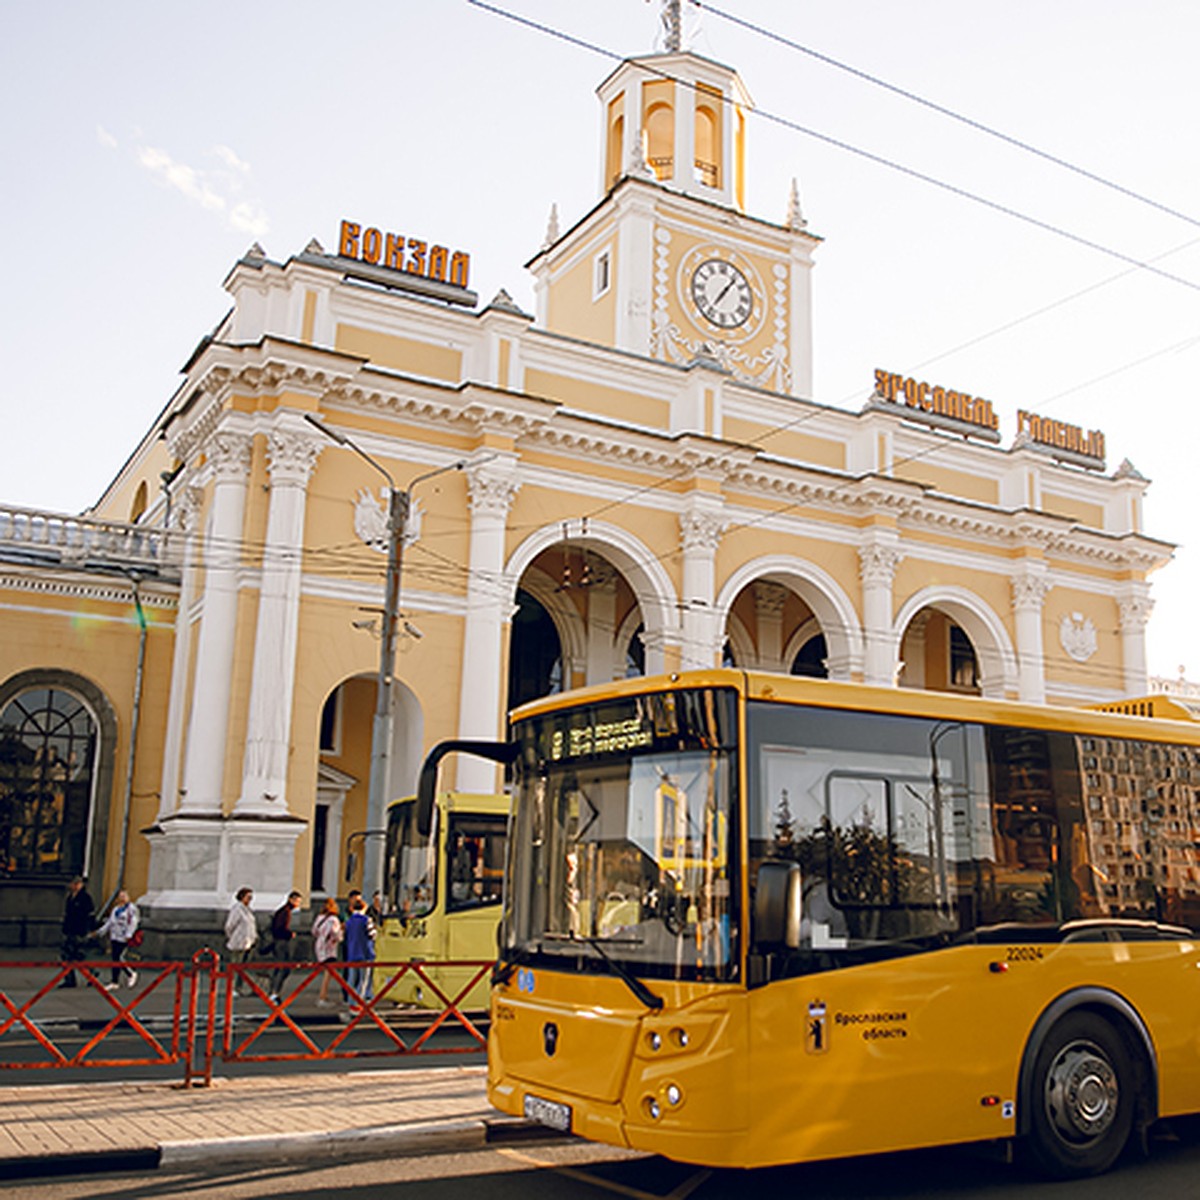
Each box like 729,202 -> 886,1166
666,1084 -> 682,1107
671,1027 -> 689,1048
645,1097 -> 662,1120
647,1031 -> 662,1052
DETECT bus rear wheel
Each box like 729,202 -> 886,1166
1025,1012 -> 1134,1178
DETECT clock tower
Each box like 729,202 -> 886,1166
528,15 -> 820,398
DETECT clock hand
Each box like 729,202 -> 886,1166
712,276 -> 737,307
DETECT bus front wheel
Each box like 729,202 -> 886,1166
1025,1012 -> 1134,1178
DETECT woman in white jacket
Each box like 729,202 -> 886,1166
224,887 -> 258,995
98,890 -> 139,990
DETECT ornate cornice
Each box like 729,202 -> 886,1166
0,572 -> 179,608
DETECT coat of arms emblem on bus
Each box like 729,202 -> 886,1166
806,1000 -> 828,1055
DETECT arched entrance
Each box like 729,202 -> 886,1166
894,589 -> 1018,699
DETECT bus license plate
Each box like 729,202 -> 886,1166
524,1093 -> 572,1132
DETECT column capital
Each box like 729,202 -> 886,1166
1011,571 -> 1052,612
173,484 -> 206,534
680,507 -> 724,554
858,543 -> 903,586
466,460 -> 521,518
265,427 -> 321,487
1119,594 -> 1154,632
207,428 -> 253,482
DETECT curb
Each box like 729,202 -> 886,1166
159,1115 -> 492,1170
0,1117 -> 560,1181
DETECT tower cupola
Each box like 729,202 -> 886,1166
597,47 -> 751,212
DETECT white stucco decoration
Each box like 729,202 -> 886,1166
354,488 -> 422,554
1060,612 -> 1098,663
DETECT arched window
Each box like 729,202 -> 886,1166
790,634 -> 829,679
694,104 -> 719,187
0,689 -> 97,878
645,102 -> 674,180
607,112 -> 624,190
625,623 -> 645,678
507,589 -> 563,711
130,480 -> 148,523
949,624 -> 980,692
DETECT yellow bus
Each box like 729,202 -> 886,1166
378,791 -> 507,1009
417,670 -> 1200,1178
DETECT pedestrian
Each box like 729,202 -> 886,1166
344,895 -> 376,1005
97,889 -> 140,990
224,886 -> 258,996
312,896 -> 344,1006
368,890 -> 385,927
59,876 -> 96,988
268,890 -> 303,1003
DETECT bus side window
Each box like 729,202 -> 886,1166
447,816 -> 506,912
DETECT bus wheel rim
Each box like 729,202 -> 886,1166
1044,1039 -> 1119,1143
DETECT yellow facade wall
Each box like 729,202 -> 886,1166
724,416 -> 846,470
895,460 -> 1000,506
1042,491 -> 1106,529
335,323 -> 462,383
525,368 -> 669,430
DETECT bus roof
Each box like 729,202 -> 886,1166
509,670 -> 1200,748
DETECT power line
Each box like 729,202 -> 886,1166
465,0 -> 1200,296
697,1 -> 1200,232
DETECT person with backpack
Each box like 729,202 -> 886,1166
312,897 -> 344,1007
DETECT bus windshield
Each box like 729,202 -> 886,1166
385,799 -> 437,920
504,687 -> 738,984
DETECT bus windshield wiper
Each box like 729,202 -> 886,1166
544,931 -> 663,1010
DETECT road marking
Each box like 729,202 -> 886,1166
496,1147 -> 712,1200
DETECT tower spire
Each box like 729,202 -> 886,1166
660,0 -> 683,52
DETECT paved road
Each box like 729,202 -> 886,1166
15,1122 -> 1200,1200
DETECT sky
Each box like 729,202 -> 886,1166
1,1 -> 1198,684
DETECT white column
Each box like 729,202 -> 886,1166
456,457 -> 521,793
858,540 -> 903,687
179,425 -> 252,814
235,424 -> 320,814
754,582 -> 788,672
586,578 -> 618,685
156,485 -> 203,820
1119,592 -> 1154,697
679,502 -> 724,670
1011,569 -> 1051,704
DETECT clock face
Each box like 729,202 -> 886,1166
690,258 -> 753,329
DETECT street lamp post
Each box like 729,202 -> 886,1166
304,413 -> 465,903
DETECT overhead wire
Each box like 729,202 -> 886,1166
465,0 -> 1200,296
697,1 -> 1200,232
139,2 -> 1184,696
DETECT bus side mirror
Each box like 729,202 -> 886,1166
416,739 -> 519,836
754,860 -> 801,950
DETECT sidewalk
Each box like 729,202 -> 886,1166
0,1064 -> 530,1180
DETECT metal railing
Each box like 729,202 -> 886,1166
0,954 -> 493,1086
